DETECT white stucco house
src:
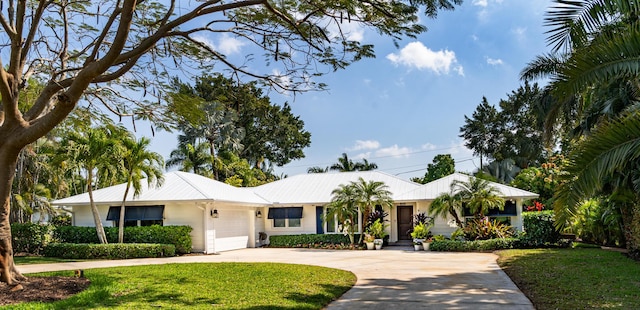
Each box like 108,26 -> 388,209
52,170 -> 538,254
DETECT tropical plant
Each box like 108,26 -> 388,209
166,140 -> 213,176
482,159 -> 521,184
368,219 -> 388,239
351,178 -> 393,243
454,178 -> 505,217
429,189 -> 464,228
58,125 -> 125,244
410,222 -> 431,240
307,166 -> 329,174
463,217 -> 514,240
329,153 -> 379,172
326,184 -> 360,246
117,136 -> 165,243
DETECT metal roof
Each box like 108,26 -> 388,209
395,173 -> 539,200
52,171 -> 270,206
252,171 -> 422,204
53,171 -> 539,207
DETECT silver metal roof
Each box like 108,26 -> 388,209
252,171 -> 422,204
395,173 -> 539,200
53,171 -> 539,207
52,171 -> 270,206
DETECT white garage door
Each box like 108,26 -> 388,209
212,209 -> 250,252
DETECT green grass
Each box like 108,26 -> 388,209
7,262 -> 356,309
13,256 -> 89,265
497,248 -> 640,309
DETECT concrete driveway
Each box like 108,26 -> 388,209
17,246 -> 533,309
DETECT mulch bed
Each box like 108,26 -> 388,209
0,276 -> 90,306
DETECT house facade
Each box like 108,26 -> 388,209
52,171 -> 538,253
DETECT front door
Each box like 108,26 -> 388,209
397,206 -> 413,240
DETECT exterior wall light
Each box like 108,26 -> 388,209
211,209 -> 219,218
256,210 -> 262,218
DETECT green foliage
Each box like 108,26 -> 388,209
10,223 -> 52,255
50,214 -> 72,227
413,154 -> 455,184
510,156 -> 565,207
521,211 -> 560,247
463,217 -> 514,240
568,198 -> 625,247
430,238 -> 520,252
460,97 -> 501,165
53,225 -> 193,254
43,243 -> 176,259
410,222 -> 431,240
369,219 -> 388,239
268,234 -> 361,248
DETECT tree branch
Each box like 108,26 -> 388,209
20,0 -> 49,72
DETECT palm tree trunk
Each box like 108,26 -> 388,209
620,203 -> 640,260
87,169 -> 108,244
0,145 -> 27,285
118,178 -> 132,243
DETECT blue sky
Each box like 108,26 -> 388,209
145,0 -> 553,181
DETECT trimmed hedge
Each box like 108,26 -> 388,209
43,243 -> 176,259
11,223 -> 52,255
430,238 -> 521,252
521,211 -> 560,247
53,225 -> 193,254
268,234 -> 363,247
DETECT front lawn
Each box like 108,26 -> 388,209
497,247 -> 640,309
13,256 -> 89,265
7,262 -> 355,309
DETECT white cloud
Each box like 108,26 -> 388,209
217,34 -> 246,55
355,152 -> 372,160
421,143 -> 437,151
341,22 -> 364,42
375,145 -> 412,158
271,69 -> 292,91
190,34 -> 245,55
473,0 -> 488,7
386,42 -> 464,76
512,27 -> 527,41
349,140 -> 381,151
487,57 -> 504,66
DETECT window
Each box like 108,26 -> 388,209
107,205 -> 164,227
268,207 -> 303,228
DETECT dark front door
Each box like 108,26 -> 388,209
316,206 -> 324,234
397,206 -> 413,240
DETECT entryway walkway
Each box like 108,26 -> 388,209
17,247 -> 534,309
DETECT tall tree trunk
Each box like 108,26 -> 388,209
87,170 -> 108,244
0,145 -> 27,285
620,203 -> 640,260
118,178 -> 132,243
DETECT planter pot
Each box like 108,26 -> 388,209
366,242 -> 375,250
374,239 -> 383,250
375,243 -> 382,250
413,244 -> 423,251
422,242 -> 431,251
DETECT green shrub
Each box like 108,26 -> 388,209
463,217 -> 515,240
269,234 -> 362,247
11,223 -> 52,255
53,225 -> 193,254
43,243 -> 176,259
430,238 -> 520,252
521,211 -> 560,246
50,214 -> 72,227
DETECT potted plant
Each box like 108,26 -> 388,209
364,233 -> 375,250
422,238 -> 433,251
369,219 -> 388,250
411,223 -> 429,251
373,238 -> 383,250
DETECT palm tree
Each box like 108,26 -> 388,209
429,190 -> 464,228
352,177 -> 393,243
522,0 -> 640,259
59,126 -> 121,244
326,183 -> 360,245
166,140 -> 213,176
355,159 -> 378,171
307,166 -> 328,173
330,153 -> 358,172
117,136 -> 165,243
453,177 -> 504,217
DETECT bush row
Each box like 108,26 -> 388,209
54,225 -> 193,254
429,238 -> 521,252
43,243 -> 176,259
268,234 -> 362,247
